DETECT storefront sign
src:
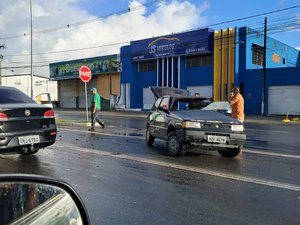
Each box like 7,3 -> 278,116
130,28 -> 213,61
50,54 -> 120,80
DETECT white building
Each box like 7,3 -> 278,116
0,74 -> 58,101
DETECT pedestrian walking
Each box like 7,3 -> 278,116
229,87 -> 245,122
89,87 -> 105,131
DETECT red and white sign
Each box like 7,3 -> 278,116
79,65 -> 92,82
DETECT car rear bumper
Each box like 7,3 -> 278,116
176,129 -> 246,148
0,126 -> 57,153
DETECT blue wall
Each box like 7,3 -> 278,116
135,71 -> 157,108
238,27 -> 300,115
183,61 -> 213,89
121,46 -> 157,108
238,27 -> 299,70
240,67 -> 300,115
120,46 -> 136,85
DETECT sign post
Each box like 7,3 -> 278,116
79,65 -> 92,122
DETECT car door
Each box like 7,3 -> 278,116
148,98 -> 162,137
155,97 -> 171,139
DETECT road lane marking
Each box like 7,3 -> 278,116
246,128 -> 289,134
243,149 -> 300,159
59,127 -> 300,160
59,127 -> 144,139
54,143 -> 300,192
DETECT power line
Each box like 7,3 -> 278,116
0,0 -> 163,40
2,4 -> 299,60
1,4 -> 299,69
4,15 -> 300,63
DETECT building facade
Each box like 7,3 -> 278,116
119,27 -> 300,115
50,54 -> 121,109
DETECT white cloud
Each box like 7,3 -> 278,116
0,0 -> 209,76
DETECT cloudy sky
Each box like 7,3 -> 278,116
0,0 -> 299,77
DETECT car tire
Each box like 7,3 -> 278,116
146,126 -> 155,146
218,146 -> 242,158
166,132 -> 183,156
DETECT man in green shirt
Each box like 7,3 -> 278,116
89,87 -> 104,131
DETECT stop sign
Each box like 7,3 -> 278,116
79,65 -> 92,82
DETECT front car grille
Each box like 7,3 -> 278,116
202,123 -> 231,132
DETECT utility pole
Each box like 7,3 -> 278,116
0,44 -> 6,86
0,54 -> 2,86
30,0 -> 33,98
261,17 -> 267,116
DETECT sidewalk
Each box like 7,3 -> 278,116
55,108 -> 148,119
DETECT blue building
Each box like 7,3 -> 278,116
119,27 -> 300,115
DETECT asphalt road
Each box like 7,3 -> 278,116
0,111 -> 300,225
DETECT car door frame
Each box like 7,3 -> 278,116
155,97 -> 171,139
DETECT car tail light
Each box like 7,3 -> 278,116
0,113 -> 8,120
50,131 -> 57,136
44,110 -> 55,118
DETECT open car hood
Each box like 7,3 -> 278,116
150,86 -> 190,98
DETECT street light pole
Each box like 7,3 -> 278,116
30,0 -> 33,98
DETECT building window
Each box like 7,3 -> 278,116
186,54 -> 212,67
252,44 -> 264,66
283,58 -> 286,64
138,60 -> 157,72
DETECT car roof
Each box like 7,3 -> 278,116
0,86 -> 18,90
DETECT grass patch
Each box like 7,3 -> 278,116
56,118 -> 88,123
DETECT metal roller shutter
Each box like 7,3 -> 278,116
268,86 -> 300,115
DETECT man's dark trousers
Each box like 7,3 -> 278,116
91,109 -> 104,128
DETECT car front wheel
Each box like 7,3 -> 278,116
166,132 -> 183,156
146,126 -> 155,146
218,146 -> 242,158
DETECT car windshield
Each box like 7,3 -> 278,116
0,88 -> 36,104
202,101 -> 232,113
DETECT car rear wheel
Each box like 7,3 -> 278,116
146,126 -> 155,146
218,146 -> 242,158
167,132 -> 183,156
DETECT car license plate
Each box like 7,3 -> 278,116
18,135 -> 40,145
207,135 -> 226,143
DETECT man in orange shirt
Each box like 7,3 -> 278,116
229,87 -> 245,122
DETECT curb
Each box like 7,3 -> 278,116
55,109 -> 300,126
57,122 -> 89,127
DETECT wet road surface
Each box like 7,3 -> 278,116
0,124 -> 300,225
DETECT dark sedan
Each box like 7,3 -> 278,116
146,87 -> 246,158
0,86 -> 57,155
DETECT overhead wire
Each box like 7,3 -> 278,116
0,0 -> 164,40
1,2 -> 300,68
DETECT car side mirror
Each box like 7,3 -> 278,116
34,93 -> 53,108
158,105 -> 169,113
0,175 -> 90,225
